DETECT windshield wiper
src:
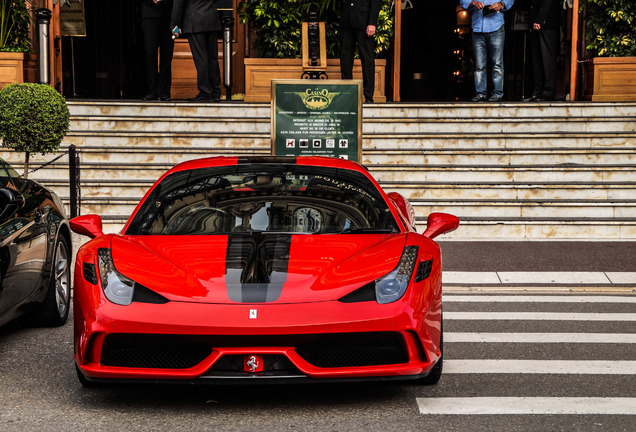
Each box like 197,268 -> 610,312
339,227 -> 395,234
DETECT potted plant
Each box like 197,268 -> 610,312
0,0 -> 32,89
0,83 -> 70,178
238,0 -> 394,102
580,0 -> 636,100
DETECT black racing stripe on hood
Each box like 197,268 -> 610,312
225,233 -> 292,303
236,156 -> 297,165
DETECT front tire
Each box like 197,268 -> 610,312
39,235 -> 71,326
417,317 -> 443,385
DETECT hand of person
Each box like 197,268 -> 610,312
470,1 -> 484,9
533,23 -> 541,30
491,2 -> 503,11
366,25 -> 376,37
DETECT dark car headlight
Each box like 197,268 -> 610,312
375,246 -> 418,304
98,248 -> 135,305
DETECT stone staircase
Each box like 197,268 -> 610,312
1,100 -> 634,239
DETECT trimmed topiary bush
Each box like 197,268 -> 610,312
0,83 -> 70,177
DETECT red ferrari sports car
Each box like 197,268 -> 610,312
71,156 -> 458,385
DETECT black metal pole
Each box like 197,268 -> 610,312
69,145 -> 78,218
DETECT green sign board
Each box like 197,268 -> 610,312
271,80 -> 362,162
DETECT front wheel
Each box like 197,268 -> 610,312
39,235 -> 71,326
416,318 -> 443,385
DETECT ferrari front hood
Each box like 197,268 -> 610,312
111,233 -> 407,304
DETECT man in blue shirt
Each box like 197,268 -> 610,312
459,0 -> 514,102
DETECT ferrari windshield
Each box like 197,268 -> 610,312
125,164 -> 400,235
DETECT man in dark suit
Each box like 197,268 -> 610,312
524,0 -> 561,101
141,0 -> 174,101
340,0 -> 381,103
171,0 -> 222,101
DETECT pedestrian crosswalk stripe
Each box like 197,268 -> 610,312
445,332 -> 636,343
445,311 -> 636,321
444,295 -> 636,303
444,359 -> 636,375
416,397 -> 636,415
443,271 -> 636,285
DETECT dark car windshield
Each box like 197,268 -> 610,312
125,164 -> 400,235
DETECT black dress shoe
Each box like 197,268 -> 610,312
142,95 -> 158,101
159,96 -> 171,101
471,95 -> 487,102
522,95 -> 539,102
534,96 -> 555,102
188,93 -> 210,102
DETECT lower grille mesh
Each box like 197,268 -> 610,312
101,335 -> 212,369
100,332 -> 409,369
295,332 -> 409,367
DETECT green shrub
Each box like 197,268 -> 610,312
0,83 -> 70,176
0,0 -> 32,53
580,0 -> 636,57
238,0 -> 394,59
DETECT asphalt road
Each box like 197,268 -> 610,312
1,293 -> 634,432
438,241 -> 636,273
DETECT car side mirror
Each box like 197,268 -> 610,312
422,212 -> 460,239
70,214 -> 105,239
387,192 -> 417,229
0,188 -> 25,220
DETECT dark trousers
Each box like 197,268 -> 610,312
339,27 -> 375,102
530,28 -> 560,99
188,31 -> 221,98
142,17 -> 174,99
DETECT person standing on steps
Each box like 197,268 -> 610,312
171,0 -> 222,102
339,0 -> 381,103
523,0 -> 561,102
459,0 -> 514,102
141,0 -> 175,101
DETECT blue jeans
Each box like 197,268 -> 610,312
472,26 -> 505,98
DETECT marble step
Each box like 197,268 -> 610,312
67,100 -> 636,120
36,178 -> 636,203
13,162 -> 635,184
74,196 -> 636,220
15,147 -> 635,167
67,114 -> 633,136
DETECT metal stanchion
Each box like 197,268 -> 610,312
36,8 -> 52,85
221,15 -> 234,101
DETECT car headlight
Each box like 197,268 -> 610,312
98,248 -> 135,305
375,246 -> 418,304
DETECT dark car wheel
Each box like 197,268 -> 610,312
39,235 -> 71,326
416,317 -> 443,385
75,364 -> 96,388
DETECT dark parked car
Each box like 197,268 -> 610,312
0,158 -> 72,327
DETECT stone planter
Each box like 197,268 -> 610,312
244,58 -> 387,102
0,52 -> 24,90
591,56 -> 636,101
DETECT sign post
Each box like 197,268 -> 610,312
271,79 -> 363,162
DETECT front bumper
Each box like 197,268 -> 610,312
74,298 -> 441,383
